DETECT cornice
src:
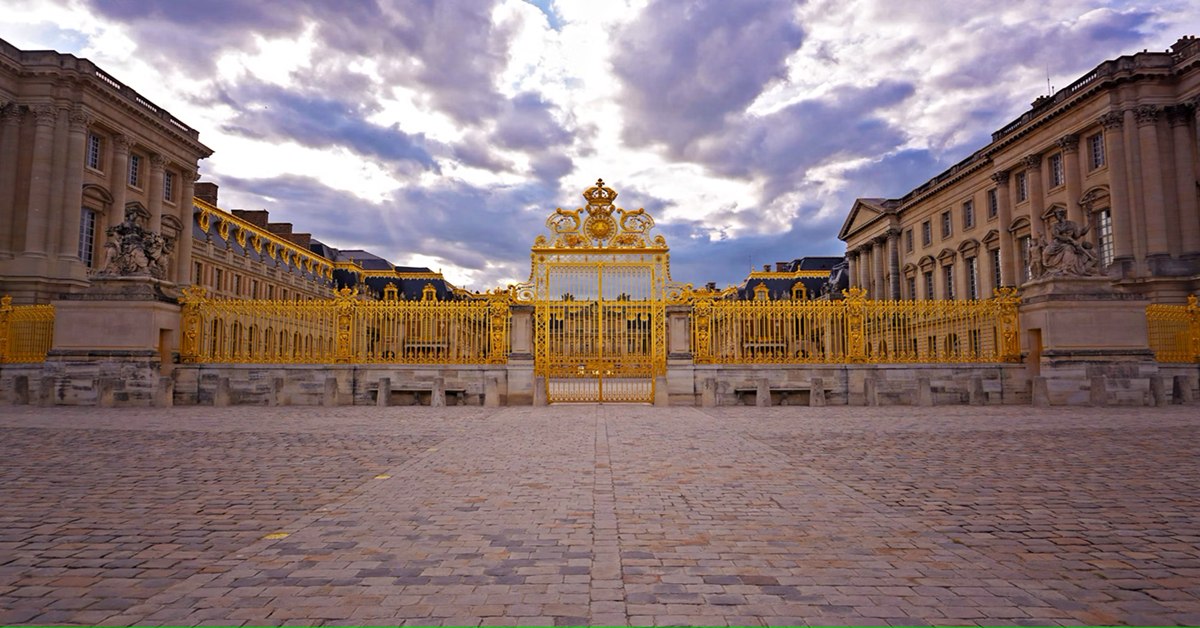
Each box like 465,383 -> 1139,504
194,198 -> 333,278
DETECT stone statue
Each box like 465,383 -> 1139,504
1037,207 -> 1099,278
99,207 -> 174,279
820,259 -> 851,299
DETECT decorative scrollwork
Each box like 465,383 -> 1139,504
536,179 -> 667,250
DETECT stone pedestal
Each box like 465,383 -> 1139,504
1019,276 -> 1156,405
43,276 -> 181,405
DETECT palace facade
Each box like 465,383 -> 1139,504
0,38 -> 210,302
0,37 -> 457,306
840,35 -> 1200,304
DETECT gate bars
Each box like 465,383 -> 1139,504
179,286 -> 511,365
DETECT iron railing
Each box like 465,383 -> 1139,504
0,296 -> 55,363
179,286 -> 511,365
1147,296 -> 1200,363
692,287 -> 1021,364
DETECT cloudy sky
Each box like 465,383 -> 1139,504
3,1 -> 1198,290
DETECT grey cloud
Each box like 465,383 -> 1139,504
612,0 -> 915,202
85,0 -> 513,125
493,91 -> 573,151
214,80 -> 437,171
613,0 -> 804,149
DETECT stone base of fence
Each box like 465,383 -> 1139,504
4,360 -> 1197,408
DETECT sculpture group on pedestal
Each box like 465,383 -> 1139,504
100,207 -> 173,280
1030,207 -> 1101,279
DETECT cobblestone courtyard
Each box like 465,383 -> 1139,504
0,405 -> 1198,627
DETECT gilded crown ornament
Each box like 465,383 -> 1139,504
540,179 -> 664,249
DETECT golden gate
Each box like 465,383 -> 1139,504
513,180 -> 690,403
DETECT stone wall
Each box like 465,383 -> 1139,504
6,361 -> 1196,408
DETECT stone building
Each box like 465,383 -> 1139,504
840,35 -> 1200,304
0,37 -> 211,303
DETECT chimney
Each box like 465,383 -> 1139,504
763,264 -> 771,272
705,282 -> 717,291
287,233 -> 312,248
267,222 -> 293,237
775,262 -> 788,271
232,209 -> 269,228
194,181 -> 218,205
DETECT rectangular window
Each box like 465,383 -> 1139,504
967,256 -> 978,300
1049,153 -> 1064,187
268,285 -> 275,300
281,288 -> 288,300
234,274 -> 242,296
86,134 -> 102,170
963,200 -> 975,229
128,153 -> 142,188
987,188 -> 999,219
214,268 -> 224,292
922,221 -> 932,246
924,271 -> 934,300
1020,236 -> 1032,283
1096,208 -> 1114,267
251,279 -> 259,299
906,276 -> 916,301
944,264 -> 955,300
77,208 -> 96,266
991,248 -> 1002,293
1016,171 -> 1028,202
194,262 -> 202,285
941,211 -> 952,238
163,171 -> 174,202
905,228 -> 913,253
1088,132 -> 1105,170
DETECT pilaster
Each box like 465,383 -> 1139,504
1021,152 -> 1045,238
1167,104 -> 1200,260
174,170 -> 198,286
886,228 -> 901,299
58,108 -> 92,268
108,134 -> 130,230
871,235 -> 886,300
24,105 -> 58,257
0,105 -> 23,257
1135,104 -> 1169,261
1098,111 -> 1134,270
148,153 -> 166,232
1056,134 -> 1082,224
991,170 -> 1016,286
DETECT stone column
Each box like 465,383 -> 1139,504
872,235 -> 886,300
991,170 -> 1016,286
1098,111 -> 1134,265
58,108 -> 92,262
47,103 -> 71,258
24,105 -> 58,256
1057,134 -> 1082,224
886,228 -> 901,299
147,154 -> 166,233
1168,104 -> 1200,260
108,134 -> 130,230
1022,153 -> 1045,239
1136,105 -> 1170,260
174,170 -> 198,286
858,248 -> 869,292
0,105 -> 23,257
846,251 -> 857,289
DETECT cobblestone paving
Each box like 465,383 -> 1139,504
0,405 -> 1198,626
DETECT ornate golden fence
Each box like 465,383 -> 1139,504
1146,296 -> 1200,363
692,287 -> 1021,364
0,296 -> 55,364
179,287 -> 511,365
